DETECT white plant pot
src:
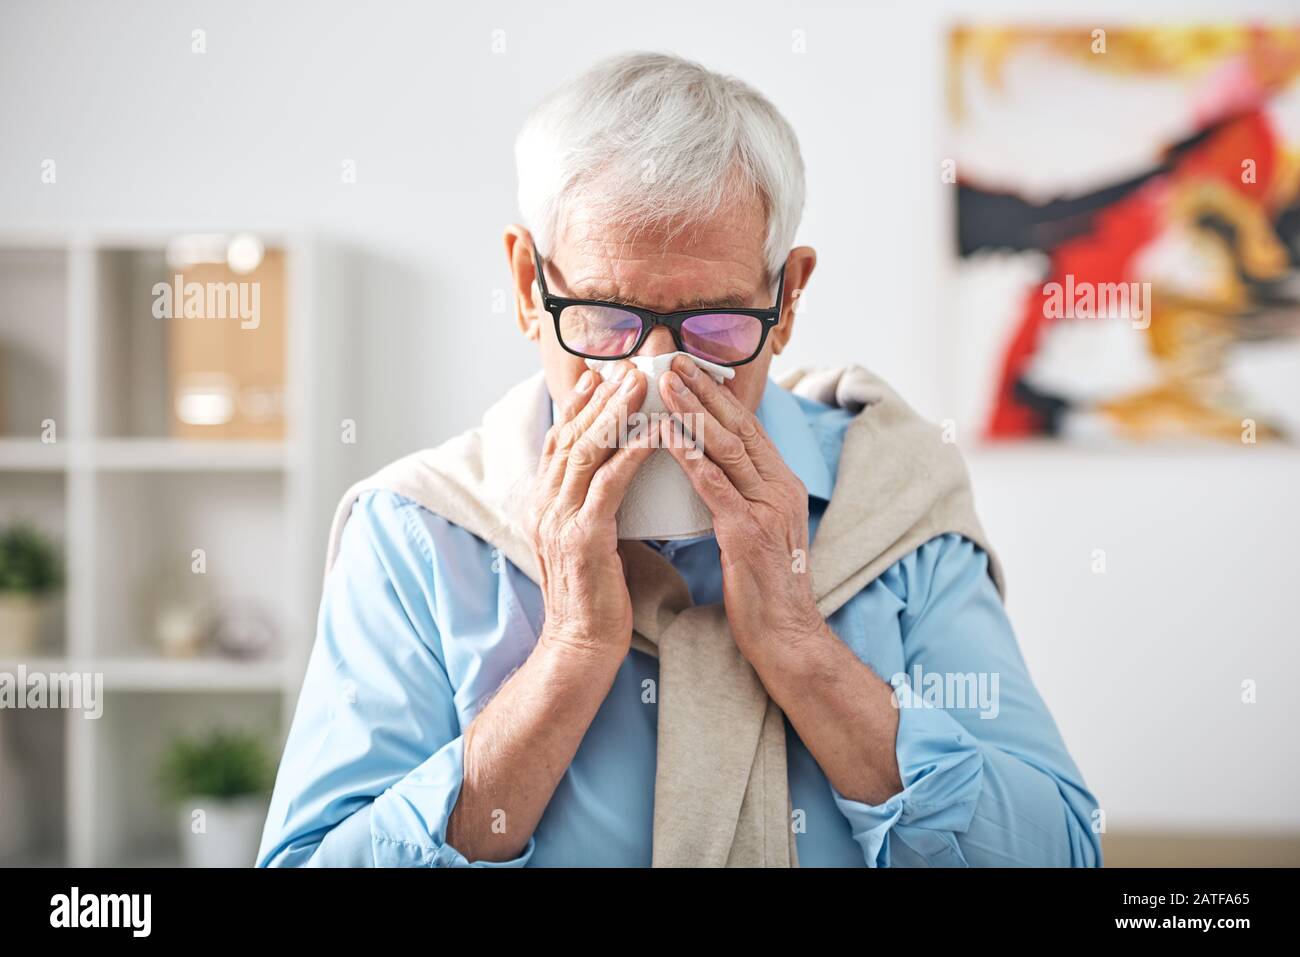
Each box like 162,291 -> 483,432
176,795 -> 269,868
0,594 -> 46,657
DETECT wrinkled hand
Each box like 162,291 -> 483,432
529,362 -> 654,660
655,355 -> 824,661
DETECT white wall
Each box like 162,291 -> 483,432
2,0 -> 1296,834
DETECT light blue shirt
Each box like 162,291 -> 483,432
258,377 -> 1102,867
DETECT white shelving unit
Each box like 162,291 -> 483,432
0,230 -> 354,866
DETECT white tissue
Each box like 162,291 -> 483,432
583,351 -> 735,541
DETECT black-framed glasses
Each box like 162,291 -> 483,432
532,246 -> 785,367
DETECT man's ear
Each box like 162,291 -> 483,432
769,246 -> 816,356
504,225 -> 542,341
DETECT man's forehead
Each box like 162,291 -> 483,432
564,268 -> 760,311
550,241 -> 767,311
551,198 -> 769,310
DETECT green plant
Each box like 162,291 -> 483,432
160,728 -> 275,800
0,523 -> 62,595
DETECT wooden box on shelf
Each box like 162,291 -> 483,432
167,249 -> 286,441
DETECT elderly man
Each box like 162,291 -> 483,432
257,52 -> 1101,868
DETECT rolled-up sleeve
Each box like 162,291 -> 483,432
830,681 -> 984,866
256,490 -> 534,868
367,733 -> 534,866
828,534 -> 1102,868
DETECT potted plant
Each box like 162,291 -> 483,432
0,523 -> 62,656
161,728 -> 274,867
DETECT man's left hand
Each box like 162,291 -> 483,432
656,354 -> 825,665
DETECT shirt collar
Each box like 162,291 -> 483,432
547,375 -> 834,504
755,375 -> 835,503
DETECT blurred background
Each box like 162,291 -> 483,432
0,0 -> 1297,867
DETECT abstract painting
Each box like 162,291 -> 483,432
948,26 -> 1300,442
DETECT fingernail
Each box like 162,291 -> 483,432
676,357 -> 699,379
665,370 -> 688,396
575,371 -> 593,392
620,370 -> 639,393
610,364 -> 628,383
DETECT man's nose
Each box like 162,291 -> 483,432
636,326 -> 677,357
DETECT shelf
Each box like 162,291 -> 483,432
0,472 -> 68,657
93,470 -> 287,660
0,247 -> 67,439
0,704 -> 66,866
100,656 -> 285,691
0,439 -> 67,471
0,656 -> 285,692
0,439 -> 292,473
90,690 -> 282,866
92,439 -> 289,472
92,244 -> 289,441
0,231 -> 340,865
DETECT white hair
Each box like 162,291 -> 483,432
514,52 -> 806,284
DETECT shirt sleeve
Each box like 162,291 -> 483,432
828,533 -> 1103,868
255,489 -> 535,867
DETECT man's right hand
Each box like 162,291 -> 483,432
528,361 -> 653,661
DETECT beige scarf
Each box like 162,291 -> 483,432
324,365 -> 1004,867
